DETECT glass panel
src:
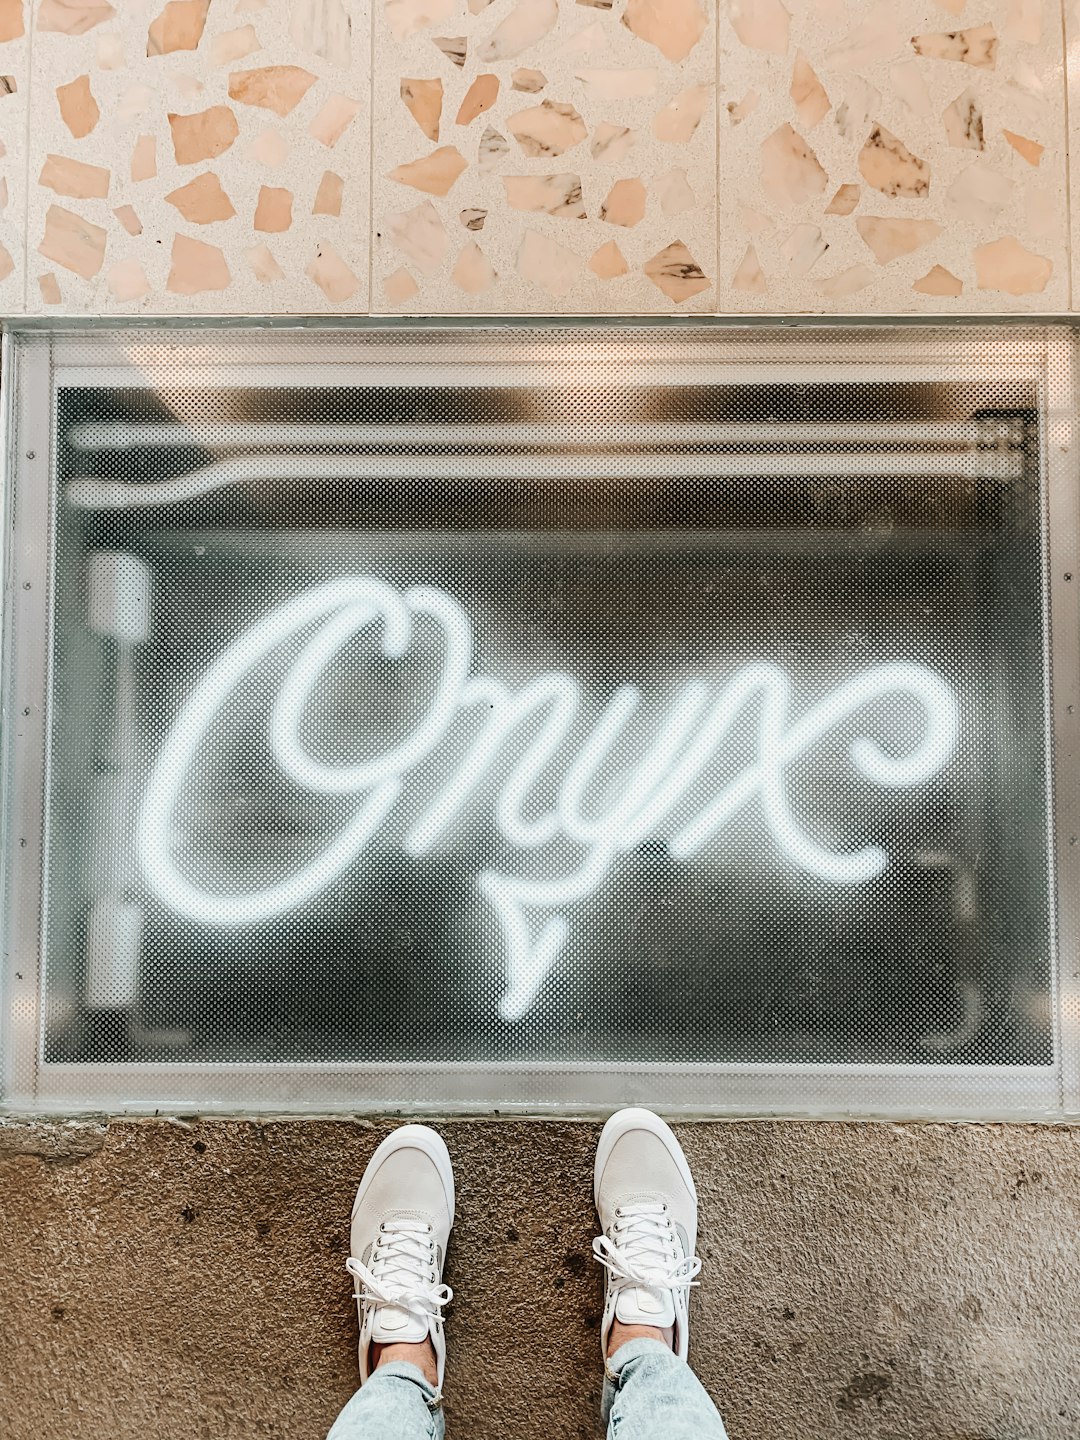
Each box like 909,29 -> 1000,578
3,323 -> 1072,1115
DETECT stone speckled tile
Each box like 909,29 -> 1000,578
0,2 -> 29,311
1066,0 -> 1080,309
716,0 -> 1069,313
25,0 -> 371,315
371,0 -> 717,313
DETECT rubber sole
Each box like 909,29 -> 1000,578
593,1106 -> 698,1209
351,1123 -> 456,1227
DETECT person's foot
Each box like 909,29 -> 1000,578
592,1107 -> 701,1363
346,1124 -> 455,1393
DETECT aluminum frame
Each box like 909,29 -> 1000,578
1,318 -> 1077,1119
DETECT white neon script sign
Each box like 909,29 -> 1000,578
138,578 -> 959,1021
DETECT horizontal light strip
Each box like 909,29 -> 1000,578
67,450 -> 1023,510
54,361 -> 1047,390
67,420 -> 1017,450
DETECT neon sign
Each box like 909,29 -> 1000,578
138,578 -> 960,1022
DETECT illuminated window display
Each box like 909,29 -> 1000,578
2,323 -> 1076,1116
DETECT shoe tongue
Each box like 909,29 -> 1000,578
371,1304 -> 429,1345
614,1284 -> 676,1328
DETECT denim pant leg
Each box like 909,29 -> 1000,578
327,1363 -> 445,1440
602,1338 -> 729,1440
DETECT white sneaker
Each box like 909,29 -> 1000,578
592,1107 -> 701,1363
346,1124 -> 455,1393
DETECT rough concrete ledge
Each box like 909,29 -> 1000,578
2,1117 -> 1079,1440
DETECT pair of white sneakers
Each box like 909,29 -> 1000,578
346,1108 -> 702,1394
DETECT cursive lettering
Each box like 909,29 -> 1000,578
138,578 -> 960,1021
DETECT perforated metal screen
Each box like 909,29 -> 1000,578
2,322 -> 1078,1116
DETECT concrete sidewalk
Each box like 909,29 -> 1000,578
2,1117 -> 1078,1440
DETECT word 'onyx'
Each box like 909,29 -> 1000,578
139,577 -> 960,1021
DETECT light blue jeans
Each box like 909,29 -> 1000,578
327,1338 -> 729,1439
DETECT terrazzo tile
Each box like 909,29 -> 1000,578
25,0 -> 371,314
717,0 -> 1069,313
372,0 -> 717,312
0,2 -> 28,309
1066,0 -> 1080,308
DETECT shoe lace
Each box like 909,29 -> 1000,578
592,1201 -> 702,1295
346,1219 -> 453,1327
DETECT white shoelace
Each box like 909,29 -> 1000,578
346,1219 -> 453,1328
592,1201 -> 702,1295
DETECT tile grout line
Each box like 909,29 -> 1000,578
714,0 -> 720,318
1061,0 -> 1074,313
367,0 -> 375,316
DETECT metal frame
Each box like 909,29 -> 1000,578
2,318 -> 1077,1119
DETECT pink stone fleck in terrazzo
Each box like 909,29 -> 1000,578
816,262 -> 874,298
824,183 -> 859,215
0,0 -> 23,42
913,264 -> 962,296
211,25 -> 260,65
588,238 -> 628,278
146,0 -> 210,57
517,228 -> 584,297
168,105 -> 239,163
942,88 -> 984,150
245,242 -> 284,283
858,124 -> 930,199
643,239 -> 709,302
452,240 -> 496,293
730,0 -> 789,54
456,74 -> 499,125
974,235 -> 1051,294
1003,129 -> 1043,166
254,185 -> 293,231
946,163 -> 1012,224
401,78 -> 443,142
654,166 -> 695,215
621,0 -> 706,62
164,170 -> 236,223
289,0 -> 351,64
732,243 -> 767,293
39,204 -> 106,279
760,123 -> 827,207
389,146 -> 468,197
856,215 -> 943,264
599,176 -> 646,226
479,0 -> 557,62
228,65 -> 316,117
166,232 -> 230,293
911,24 -> 998,68
508,99 -> 587,157
107,258 -> 150,300
383,266 -> 419,302
113,204 -> 142,235
306,242 -> 359,302
652,83 -> 708,144
309,93 -> 362,147
39,153 -> 110,200
589,121 -> 634,162
313,171 -> 344,216
576,68 -> 656,101
502,172 -> 586,219
38,0 -> 115,36
56,75 -> 100,138
388,199 -> 449,274
511,67 -> 546,92
790,51 -> 829,129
